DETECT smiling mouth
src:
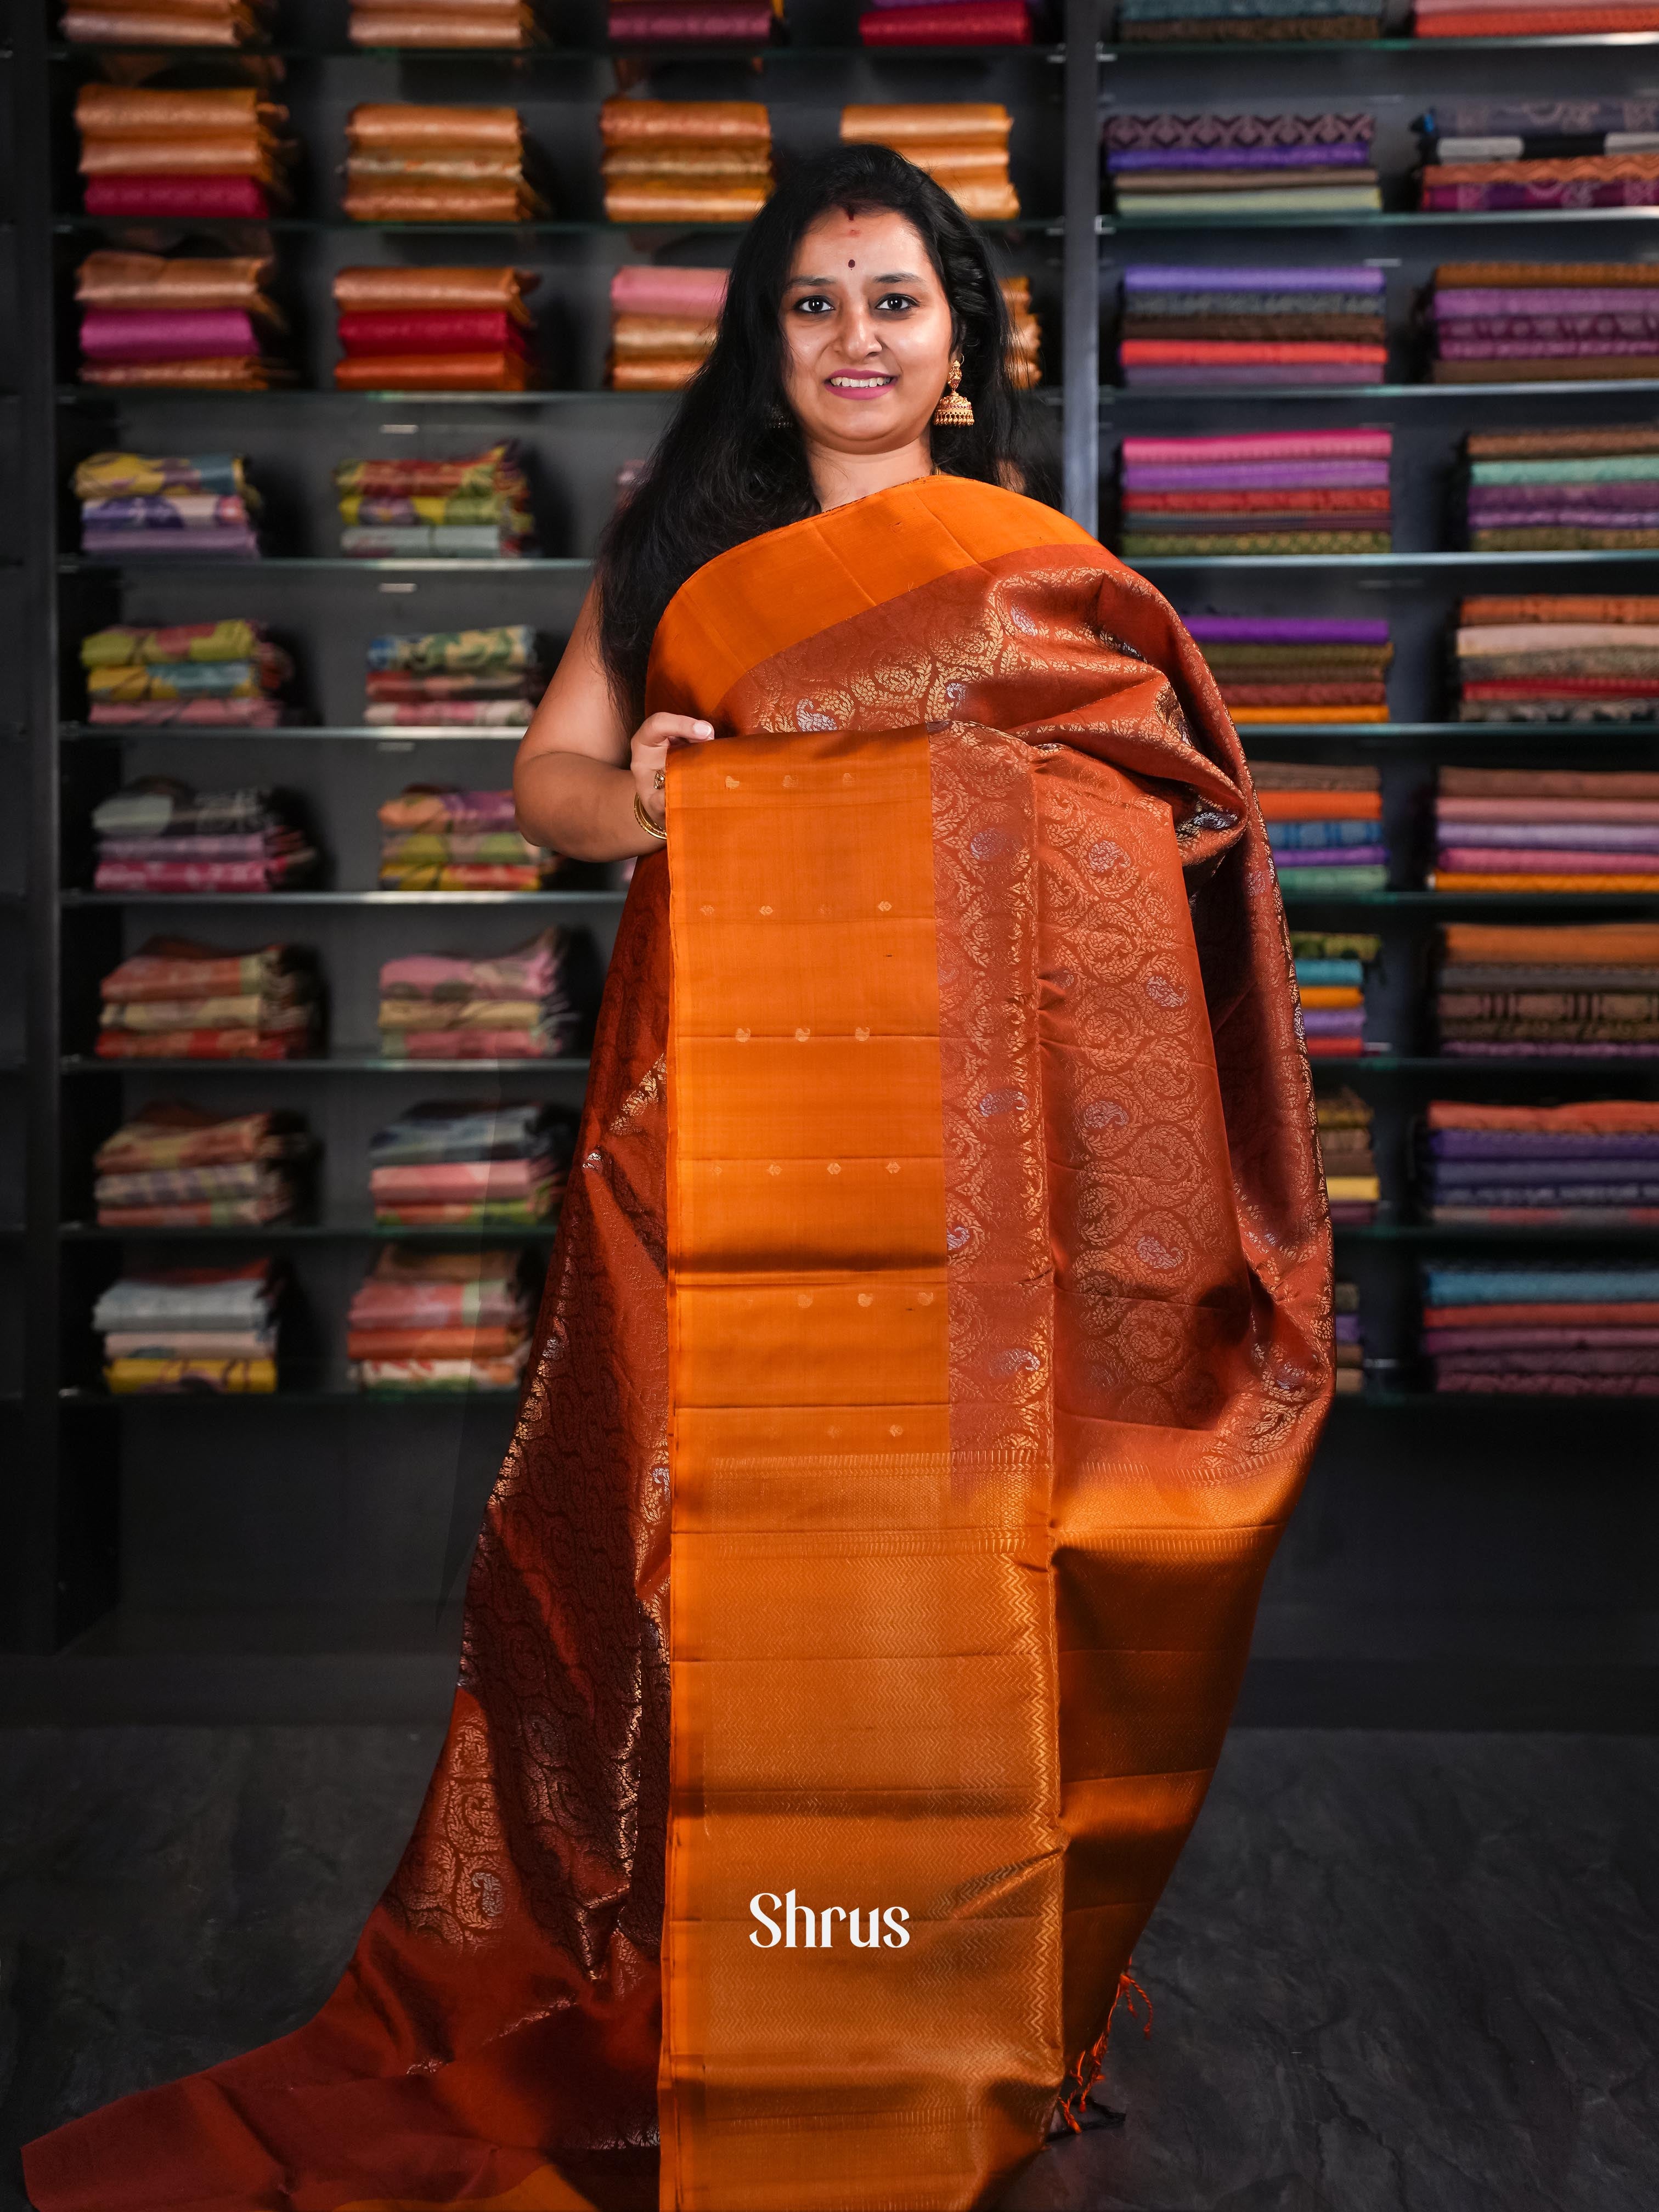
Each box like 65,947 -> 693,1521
826,373 -> 896,390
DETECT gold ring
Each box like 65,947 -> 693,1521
653,769 -> 665,788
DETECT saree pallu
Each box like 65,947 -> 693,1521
24,475 -> 1331,2212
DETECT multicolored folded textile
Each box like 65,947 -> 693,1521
610,0 -> 779,40
1423,1260 -> 1659,1395
377,785 -> 560,889
350,0 -> 548,43
860,0 -> 1030,43
75,252 -> 291,390
1118,263 -> 1386,388
1455,427 -> 1659,555
94,1259 -> 284,1393
1437,919 -> 1659,1057
91,779 -> 319,893
96,938 -> 323,1060
331,442 -> 534,557
840,105 -> 1018,219
75,84 -> 296,219
1414,0 -> 1659,36
364,623 -> 545,727
1118,427 -> 1393,555
63,0 -> 276,44
1254,761 -> 1387,895
1416,101 -> 1659,207
1421,1098 -> 1659,1228
600,100 -> 773,223
1187,614 -> 1391,723
348,1246 -> 537,1390
73,449 -> 261,560
1333,1277 -> 1364,1393
79,619 -> 300,727
1431,767 -> 1659,894
1451,594 -> 1659,722
344,105 -> 548,223
1425,263 -> 1659,385
377,927 -> 582,1059
606,264 -> 726,390
1105,112 -> 1380,219
93,1101 -> 315,1228
1118,0 -> 1380,36
332,264 -> 540,391
368,1099 -> 574,1225
1318,1089 -> 1379,1222
1292,929 -> 1381,1059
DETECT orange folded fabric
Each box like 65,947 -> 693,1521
75,250 -> 276,312
1461,596 -> 1659,626
1435,261 -> 1659,289
601,146 -> 772,178
64,8 -> 258,36
332,264 -> 537,310
332,351 -> 534,388
611,312 -> 719,356
599,97 -> 770,143
344,184 -> 541,221
76,84 -> 273,129
840,102 -> 1011,144
347,103 -> 524,149
79,137 -> 284,178
1429,1099 -> 1659,1132
351,5 -> 539,40
1443,921 -> 1659,963
81,359 -> 286,387
609,354 -> 704,388
1255,790 -> 1383,820
602,183 -> 769,222
1436,873 -> 1659,893
1441,768 -> 1659,799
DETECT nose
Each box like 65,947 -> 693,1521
837,298 -> 884,358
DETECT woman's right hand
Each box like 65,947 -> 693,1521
629,712 -> 715,832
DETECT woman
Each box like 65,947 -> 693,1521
25,146 -> 1332,2212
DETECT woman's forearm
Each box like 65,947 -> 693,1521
514,749 -> 662,862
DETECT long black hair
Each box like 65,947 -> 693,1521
594,142 -> 1048,721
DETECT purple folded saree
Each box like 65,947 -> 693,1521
1431,1130 -> 1659,1159
81,527 -> 260,558
1125,263 -> 1383,291
1122,459 -> 1390,490
1108,144 -> 1373,171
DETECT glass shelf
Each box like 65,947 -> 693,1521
1101,207 -> 1659,230
59,1217 -> 562,1243
61,723 -> 527,742
1280,889 -> 1659,909
56,383 -> 1066,410
60,555 -> 592,575
55,214 -> 1053,238
1100,381 -> 1659,405
1335,1221 -> 1659,1243
62,888 -> 622,907
1128,551 -> 1659,574
46,40 -> 1066,63
59,1381 -> 525,1407
1106,29 -> 1659,48
1321,1056 -> 1659,1074
1231,723 -> 1659,744
60,1053 -> 593,1076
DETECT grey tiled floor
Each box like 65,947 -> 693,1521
0,1728 -> 1654,2212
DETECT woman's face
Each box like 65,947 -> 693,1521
779,207 -> 956,458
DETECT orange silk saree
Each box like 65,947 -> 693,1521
24,475 -> 1331,2212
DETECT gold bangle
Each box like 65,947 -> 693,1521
633,789 -> 667,842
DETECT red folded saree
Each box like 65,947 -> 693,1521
24,475 -> 1332,2212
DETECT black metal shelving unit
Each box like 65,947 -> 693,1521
4,0 -> 1656,1723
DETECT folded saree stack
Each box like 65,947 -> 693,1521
1417,101 -> 1659,211
377,928 -> 580,1058
92,780 -> 319,893
80,620 -> 297,729
76,84 -> 295,221
609,0 -> 778,42
1426,263 -> 1659,384
600,100 -> 772,223
1001,275 -> 1041,385
858,0 -> 1034,46
1318,1089 -> 1379,1223
1187,614 -> 1391,721
1255,762 -> 1387,895
1116,0 -> 1381,37
1119,428 -> 1392,556
76,252 -> 290,391
840,105 -> 1019,219
1432,768 -> 1659,894
332,443 -> 534,556
347,1248 -> 534,1392
1292,928 -> 1379,1058
96,938 -> 323,1060
1452,595 -> 1659,723
1414,0 -> 1659,36
364,623 -> 545,726
1437,920 -> 1659,1058
1421,1099 -> 1659,1228
344,105 -> 546,223
1459,428 -> 1659,554
1334,1279 -> 1364,1395
94,1260 -> 283,1395
75,451 -> 261,561
377,786 -> 558,889
1104,111 -> 1380,221
368,1101 -> 573,1225
1118,263 -> 1386,389
607,265 -> 725,390
349,0 -> 549,43
62,0 -> 274,43
1422,1263 -> 1659,1397
333,267 -> 540,394
94,1102 -> 315,1229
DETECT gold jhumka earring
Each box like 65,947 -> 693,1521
932,357 -> 974,427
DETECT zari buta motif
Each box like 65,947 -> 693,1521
25,475 -> 1332,2212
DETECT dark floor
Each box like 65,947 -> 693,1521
0,1729 -> 1653,2212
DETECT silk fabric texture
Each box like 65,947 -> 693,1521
24,476 -> 1332,2212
